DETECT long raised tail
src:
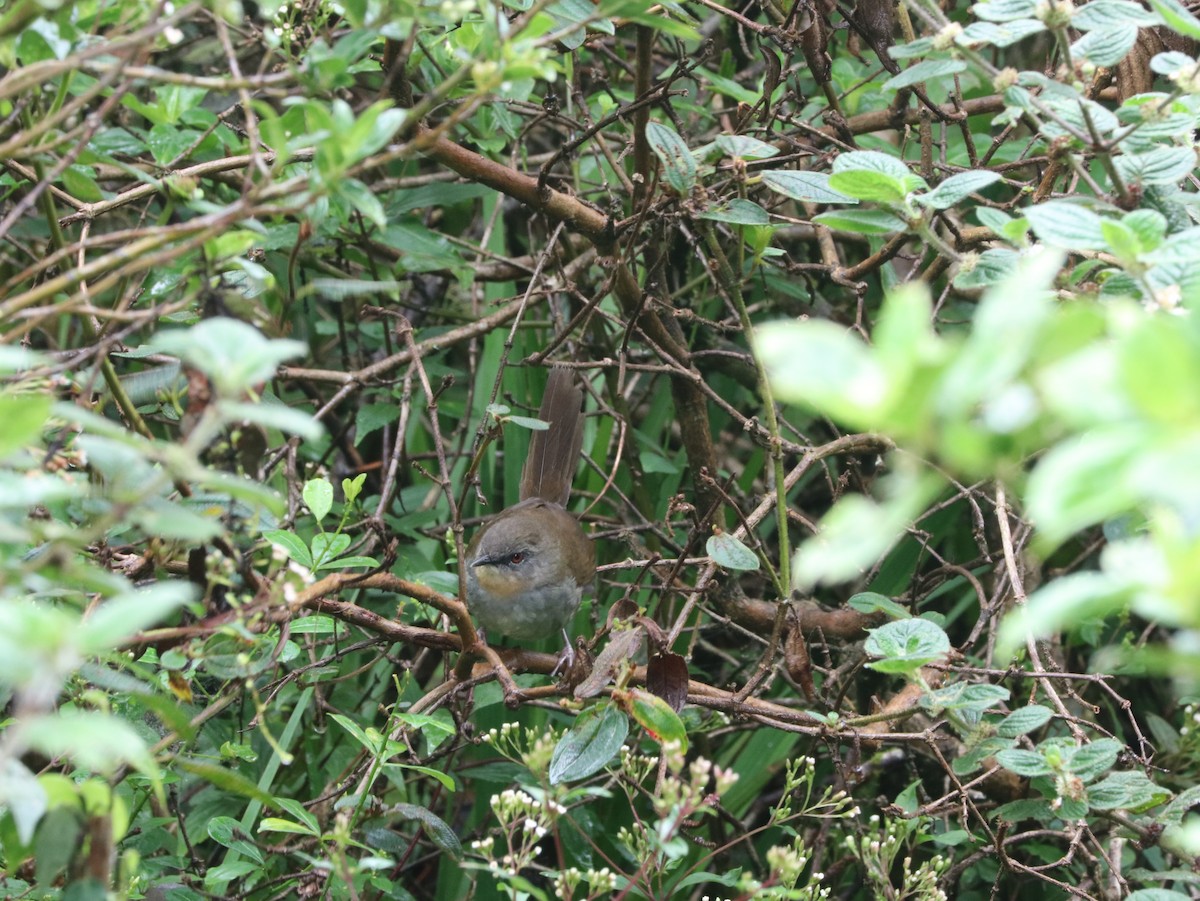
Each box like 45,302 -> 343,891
519,367 -> 584,506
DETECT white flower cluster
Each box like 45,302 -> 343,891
618,745 -> 659,783
771,756 -> 859,825
481,722 -> 521,744
1179,703 -> 1199,736
482,721 -> 560,773
473,787 -> 567,881
653,753 -> 738,819
553,865 -> 618,899
845,814 -> 949,901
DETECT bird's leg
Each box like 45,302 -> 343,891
550,628 -> 575,678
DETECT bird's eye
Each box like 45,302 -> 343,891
508,552 -> 525,565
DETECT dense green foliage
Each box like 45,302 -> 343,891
3,0 -> 1200,897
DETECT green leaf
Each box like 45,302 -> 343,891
1160,785 -> 1200,825
394,711 -> 456,750
24,712 -> 159,780
18,18 -> 72,60
197,471 -> 286,517
133,497 -> 224,542
756,320 -> 890,428
715,134 -> 780,159
973,0 -> 1039,22
960,19 -> 1046,47
61,165 -> 104,203
626,688 -> 688,751
976,207 -> 1030,243
1145,225 -> 1200,266
0,346 -> 44,373
916,170 -> 1002,209
338,177 -> 387,229
317,554 -> 378,571
937,247 -> 1060,422
792,469 -> 943,588
690,66 -> 759,104
1119,316 -> 1200,424
390,763 -> 457,792
955,737 -> 1014,775
1102,218 -> 1142,263
78,583 -> 195,653
812,209 -> 909,234
953,247 -> 1023,288
1067,738 -> 1122,782
992,798 -> 1057,822
356,403 -> 400,444
390,803 -> 462,857
205,230 -> 259,263
706,531 -> 760,570
311,531 -> 352,562
827,170 -> 910,203
994,748 -> 1054,777
259,817 -> 320,836
206,860 -> 261,885
146,123 -> 196,165
1086,770 -> 1170,811
848,592 -> 911,619
275,797 -> 321,834
1,760 -> 47,845
289,615 -> 344,635
1114,145 -> 1199,187
1040,92 -> 1120,139
381,223 -> 467,275
997,705 -> 1054,738
761,170 -> 856,203
998,571 -> 1133,655
549,704 -> 629,784
889,37 -> 935,58
1024,201 -> 1109,250
219,400 -> 323,441
674,871 -> 743,890
507,414 -> 551,431
330,713 -> 404,760
1070,24 -> 1138,66
0,393 -> 51,460
1026,427 -> 1147,545
303,478 -> 334,522
0,471 -> 75,512
34,807 -> 82,890
263,529 -> 314,568
305,278 -> 404,301
864,617 -> 952,674
149,318 -> 307,397
1122,209 -> 1167,250
207,816 -> 264,864
698,198 -> 771,225
646,122 -> 696,195
1073,0 -> 1162,28
883,58 -> 968,90
831,149 -> 914,180
923,682 -> 1010,713
177,760 -> 276,806
343,473 -> 365,504
604,0 -> 700,37
1150,50 -> 1196,74
1144,0 -> 1200,38
546,0 -> 595,49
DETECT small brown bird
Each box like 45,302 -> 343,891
465,367 -> 595,647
